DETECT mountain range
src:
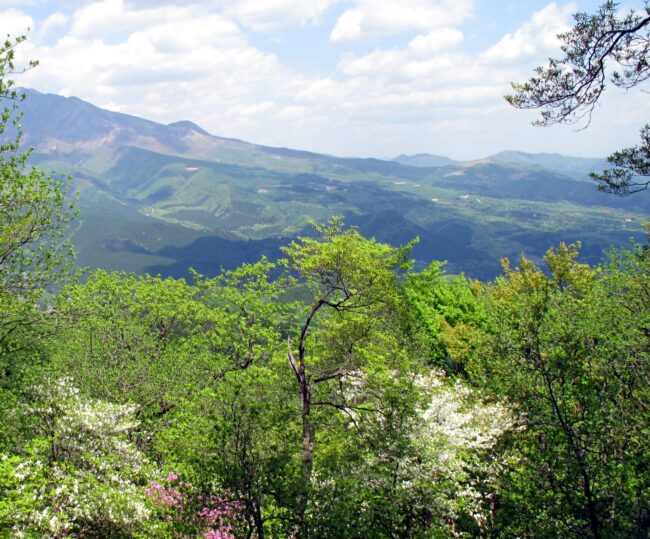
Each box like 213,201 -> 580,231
15,89 -> 649,280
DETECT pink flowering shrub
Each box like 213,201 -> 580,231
145,473 -> 186,511
145,472 -> 243,538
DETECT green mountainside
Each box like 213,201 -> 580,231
19,89 -> 648,280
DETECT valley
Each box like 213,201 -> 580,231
20,89 -> 648,280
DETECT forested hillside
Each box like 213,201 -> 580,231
1,34 -> 649,539
3,208 -> 649,537
15,89 -> 649,281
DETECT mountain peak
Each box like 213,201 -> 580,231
168,120 -> 211,136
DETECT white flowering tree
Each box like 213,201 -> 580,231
0,378 -> 156,538
407,372 -> 515,535
310,369 -> 514,537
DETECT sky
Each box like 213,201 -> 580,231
1,0 -> 648,160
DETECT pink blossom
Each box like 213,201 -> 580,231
204,529 -> 235,539
144,473 -> 243,537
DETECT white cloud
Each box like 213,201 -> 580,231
6,0 -> 650,161
277,105 -> 307,120
409,29 -> 463,56
480,2 -> 574,63
330,0 -> 473,43
0,8 -> 35,37
13,0 -> 326,148
291,77 -> 348,103
226,100 -> 276,117
336,32 -> 468,86
322,1 -> 595,157
221,0 -> 340,32
69,0 -> 208,40
36,11 -> 68,40
139,14 -> 243,52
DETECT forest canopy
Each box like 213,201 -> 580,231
0,208 -> 648,537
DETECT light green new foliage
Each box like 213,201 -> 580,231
404,261 -> 489,369
278,218 -> 424,536
50,270 -> 222,424
193,256 -> 296,376
161,259 -> 299,528
0,35 -> 76,467
449,242 -> 650,538
0,36 -> 75,361
193,258 -> 301,536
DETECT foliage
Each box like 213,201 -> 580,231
0,378 -> 154,538
310,370 -> 514,538
281,218 -> 418,535
507,1 -> 650,194
201,367 -> 298,538
0,36 -> 75,362
0,35 -> 77,508
0,201 -> 647,538
450,243 -> 650,537
50,271 -> 217,418
403,261 -> 489,370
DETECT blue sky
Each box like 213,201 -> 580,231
1,0 -> 647,160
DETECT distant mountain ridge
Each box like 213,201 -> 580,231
13,88 -> 649,280
19,90 -> 607,181
393,151 -> 609,183
392,154 -> 457,168
480,150 -> 609,182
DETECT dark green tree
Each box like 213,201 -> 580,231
506,1 -> 650,194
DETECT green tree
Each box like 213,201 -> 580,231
309,369 -> 514,538
452,244 -> 650,537
190,258 -> 298,538
506,1 -> 650,194
0,35 -> 74,362
0,35 -> 75,461
210,221 -> 510,537
187,235 -> 439,537
50,270 -> 232,431
282,218 -> 416,536
403,261 -> 489,372
52,261 -> 299,537
0,378 -> 156,538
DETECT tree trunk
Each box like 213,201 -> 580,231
287,299 -> 327,537
252,498 -> 264,539
292,380 -> 314,538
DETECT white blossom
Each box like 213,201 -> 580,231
4,378 -> 155,537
